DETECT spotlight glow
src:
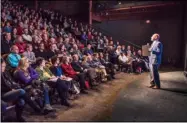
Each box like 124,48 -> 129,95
146,20 -> 151,24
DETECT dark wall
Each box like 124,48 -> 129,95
184,3 -> 187,71
38,1 -> 89,22
38,1 -> 81,15
93,6 -> 184,65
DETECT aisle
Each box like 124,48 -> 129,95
110,71 -> 187,121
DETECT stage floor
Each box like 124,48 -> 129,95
110,71 -> 187,122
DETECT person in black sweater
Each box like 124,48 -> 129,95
71,54 -> 98,88
46,43 -> 58,60
34,43 -> 48,60
1,33 -> 14,55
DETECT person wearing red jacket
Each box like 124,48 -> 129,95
15,36 -> 26,54
16,22 -> 24,36
87,31 -> 92,41
61,56 -> 88,94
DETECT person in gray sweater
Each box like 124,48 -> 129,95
23,44 -> 36,65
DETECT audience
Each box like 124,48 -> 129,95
1,0 -> 149,121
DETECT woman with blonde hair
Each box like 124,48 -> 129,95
81,55 -> 89,68
14,57 -> 56,113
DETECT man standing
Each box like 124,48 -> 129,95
149,33 -> 163,89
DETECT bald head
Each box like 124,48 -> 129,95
11,45 -> 19,54
151,33 -> 160,41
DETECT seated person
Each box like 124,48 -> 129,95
134,50 -> 149,73
126,45 -> 132,56
1,32 -> 14,55
84,44 -> 93,56
14,57 -> 56,113
118,52 -> 132,73
97,37 -> 105,52
46,43 -> 59,61
73,27 -> 81,40
7,45 -> 21,68
1,58 -> 41,121
34,43 -> 48,60
81,31 -> 88,46
121,45 -> 127,54
108,46 -> 118,64
72,44 -> 83,60
17,21 -> 24,35
131,51 -> 140,73
126,52 -> 134,73
99,52 -> 115,79
35,57 -> 71,107
23,44 -> 36,65
61,56 -> 88,94
1,94 -> 25,122
57,44 -> 71,57
22,28 -> 32,43
15,36 -> 26,54
71,54 -> 98,87
92,53 -> 109,80
3,21 -> 12,33
87,54 -> 108,81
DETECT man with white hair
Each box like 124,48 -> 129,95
148,33 -> 163,89
22,28 -> 32,42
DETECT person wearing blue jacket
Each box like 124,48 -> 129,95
148,33 -> 163,89
7,45 -> 21,68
